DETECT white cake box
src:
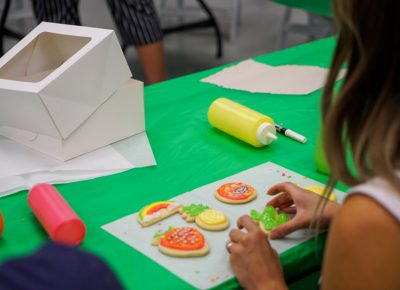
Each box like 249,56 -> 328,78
0,22 -> 144,161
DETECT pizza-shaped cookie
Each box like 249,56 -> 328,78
179,204 -> 209,222
250,205 -> 289,235
304,185 -> 337,202
215,182 -> 257,204
152,227 -> 209,257
137,201 -> 180,227
195,209 -> 230,231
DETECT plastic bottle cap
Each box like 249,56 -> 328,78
53,219 -> 86,246
0,212 -> 4,238
28,183 -> 86,246
256,123 -> 277,145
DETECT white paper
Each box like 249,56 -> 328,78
0,132 -> 156,197
201,59 -> 346,95
102,162 -> 345,289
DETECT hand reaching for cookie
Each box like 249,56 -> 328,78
228,215 -> 287,290
266,182 -> 340,239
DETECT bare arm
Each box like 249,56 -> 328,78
322,194 -> 400,290
136,41 -> 167,84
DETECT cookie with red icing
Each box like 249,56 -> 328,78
215,182 -> 257,204
137,201 -> 180,227
152,226 -> 209,257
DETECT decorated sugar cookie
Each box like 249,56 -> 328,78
179,204 -> 209,222
250,205 -> 289,235
195,209 -> 230,231
304,185 -> 337,202
152,226 -> 209,257
215,182 -> 257,204
151,226 -> 174,246
137,201 -> 180,227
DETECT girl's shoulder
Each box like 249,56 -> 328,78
339,193 -> 399,236
346,175 -> 400,222
321,194 -> 400,290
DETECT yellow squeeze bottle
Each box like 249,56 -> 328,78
208,98 -> 277,147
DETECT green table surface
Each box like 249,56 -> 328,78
0,37 -> 339,290
271,0 -> 333,18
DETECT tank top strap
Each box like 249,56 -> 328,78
347,176 -> 400,222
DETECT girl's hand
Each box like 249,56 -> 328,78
228,215 -> 287,290
266,182 -> 340,239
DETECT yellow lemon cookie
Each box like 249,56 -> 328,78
304,185 -> 337,202
195,209 -> 230,231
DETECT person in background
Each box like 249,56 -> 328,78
31,0 -> 167,84
226,0 -> 400,289
0,242 -> 124,290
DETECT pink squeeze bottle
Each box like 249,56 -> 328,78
28,184 -> 86,246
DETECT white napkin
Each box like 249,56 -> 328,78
201,59 -> 346,95
0,132 -> 156,197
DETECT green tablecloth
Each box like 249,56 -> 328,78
0,37 -> 339,289
271,0 -> 333,18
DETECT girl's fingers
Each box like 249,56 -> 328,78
267,182 -> 299,196
229,229 -> 245,243
237,215 -> 259,232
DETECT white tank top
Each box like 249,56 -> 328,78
347,176 -> 400,222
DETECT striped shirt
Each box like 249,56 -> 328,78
32,0 -> 163,46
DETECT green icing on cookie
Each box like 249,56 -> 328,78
250,209 -> 261,221
262,206 -> 276,220
182,204 -> 209,217
153,226 -> 173,239
277,213 -> 289,225
261,219 -> 277,231
250,205 -> 289,231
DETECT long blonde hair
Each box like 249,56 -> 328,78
322,0 -> 400,196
